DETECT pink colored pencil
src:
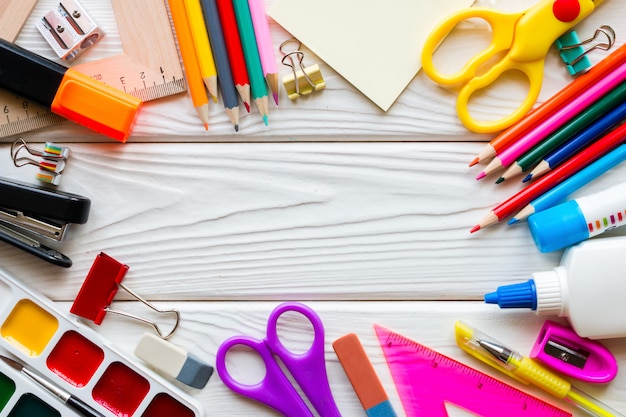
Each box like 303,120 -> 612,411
477,59 -> 626,180
248,0 -> 278,106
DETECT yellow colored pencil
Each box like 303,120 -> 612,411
167,0 -> 210,129
183,0 -> 219,103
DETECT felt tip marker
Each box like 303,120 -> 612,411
0,38 -> 142,142
528,181 -> 626,252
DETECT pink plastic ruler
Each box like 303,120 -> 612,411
375,325 -> 572,417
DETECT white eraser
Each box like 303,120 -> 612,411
135,333 -> 213,389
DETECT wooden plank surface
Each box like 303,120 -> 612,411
2,0 -> 624,141
76,301 -> 626,416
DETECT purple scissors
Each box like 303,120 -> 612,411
216,302 -> 341,417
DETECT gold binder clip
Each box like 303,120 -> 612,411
280,39 -> 325,100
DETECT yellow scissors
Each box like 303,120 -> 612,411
421,0 -> 604,133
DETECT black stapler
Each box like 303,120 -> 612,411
0,176 -> 90,267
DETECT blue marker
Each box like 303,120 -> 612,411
509,144 -> 626,223
528,181 -> 626,252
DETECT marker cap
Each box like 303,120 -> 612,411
52,69 -> 142,142
484,279 -> 537,310
528,200 -> 588,253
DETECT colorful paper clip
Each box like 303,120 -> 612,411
35,0 -> 105,62
280,38 -> 325,100
10,138 -> 70,186
530,320 -> 618,383
556,25 -> 616,76
70,252 -> 180,339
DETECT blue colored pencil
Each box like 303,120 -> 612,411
201,0 -> 240,131
524,101 -> 626,182
509,144 -> 626,223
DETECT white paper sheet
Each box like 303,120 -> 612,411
269,0 -> 474,111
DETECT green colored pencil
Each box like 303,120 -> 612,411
497,80 -> 626,183
232,0 -> 269,125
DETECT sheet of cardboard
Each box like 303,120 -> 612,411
269,0 -> 474,111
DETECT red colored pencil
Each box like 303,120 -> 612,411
216,0 -> 251,112
471,121 -> 626,232
469,43 -> 626,167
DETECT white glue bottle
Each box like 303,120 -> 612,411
484,236 -> 626,339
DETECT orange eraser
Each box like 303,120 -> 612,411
332,333 -> 390,410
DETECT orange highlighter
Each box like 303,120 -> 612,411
0,38 -> 141,142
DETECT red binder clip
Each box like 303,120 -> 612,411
70,252 -> 180,339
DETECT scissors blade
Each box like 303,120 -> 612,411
266,303 -> 342,417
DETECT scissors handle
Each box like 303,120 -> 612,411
216,336 -> 314,417
421,8 -> 519,86
457,58 -> 544,133
266,302 -> 341,417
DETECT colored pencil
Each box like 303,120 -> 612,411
248,0 -> 279,106
526,101 -> 626,182
167,0 -> 210,129
216,0 -> 251,112
509,144 -> 626,223
232,0 -> 269,125
471,121 -> 626,233
201,0 -> 240,131
184,0 -> 219,103
476,59 -> 626,180
497,81 -> 626,183
470,43 -> 626,167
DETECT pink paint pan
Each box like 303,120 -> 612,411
0,269 -> 202,416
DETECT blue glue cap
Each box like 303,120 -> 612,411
484,279 -> 537,310
528,200 -> 588,253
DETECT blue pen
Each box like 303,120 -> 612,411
509,144 -> 626,223
524,101 -> 626,182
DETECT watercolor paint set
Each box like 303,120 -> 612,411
0,268 -> 203,417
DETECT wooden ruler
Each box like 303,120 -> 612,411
0,0 -> 62,138
0,0 -> 186,138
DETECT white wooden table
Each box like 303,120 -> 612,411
2,0 -> 626,416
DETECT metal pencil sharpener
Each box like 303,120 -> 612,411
35,0 -> 105,62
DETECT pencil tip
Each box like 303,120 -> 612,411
204,123 -> 209,131
508,218 -> 518,225
495,177 -> 505,184
469,157 -> 479,167
234,124 -> 239,132
470,225 -> 480,233
522,174 -> 532,183
263,115 -> 268,126
244,102 -> 251,113
273,93 -> 279,106
475,171 -> 486,181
